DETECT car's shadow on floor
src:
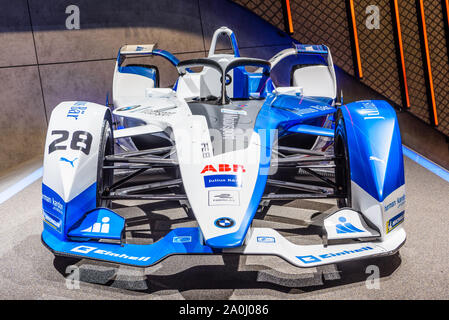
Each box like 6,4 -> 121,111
52,251 -> 402,298
52,200 -> 402,298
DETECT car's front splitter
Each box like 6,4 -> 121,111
42,226 -> 405,268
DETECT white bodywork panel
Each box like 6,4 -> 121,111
113,124 -> 162,139
112,89 -> 261,242
269,45 -> 337,101
351,182 -> 406,239
43,102 -> 109,202
292,65 -> 336,99
324,208 -> 380,240
225,227 -> 405,267
176,55 -> 235,100
112,62 -> 156,109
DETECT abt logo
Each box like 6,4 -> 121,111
200,164 -> 246,174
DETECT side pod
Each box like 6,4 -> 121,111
336,100 -> 405,239
42,101 -> 111,241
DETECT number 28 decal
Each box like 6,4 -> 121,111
48,130 -> 93,155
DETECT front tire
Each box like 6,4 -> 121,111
334,110 -> 351,208
96,119 -> 114,207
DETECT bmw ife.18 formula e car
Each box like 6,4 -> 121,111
41,27 -> 406,268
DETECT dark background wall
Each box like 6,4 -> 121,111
1,0 -> 448,174
0,0 -> 290,173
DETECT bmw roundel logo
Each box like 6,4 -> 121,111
214,217 -> 235,228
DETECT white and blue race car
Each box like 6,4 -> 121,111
41,27 -> 406,268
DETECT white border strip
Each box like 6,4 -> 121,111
402,145 -> 449,183
0,167 -> 43,205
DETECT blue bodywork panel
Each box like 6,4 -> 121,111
118,65 -> 158,82
42,227 -> 214,267
42,182 -> 97,241
271,95 -> 336,124
68,208 -> 125,241
232,68 -> 274,99
294,44 -> 329,55
340,100 -> 405,202
116,48 -> 180,85
287,124 -> 334,137
205,93 -> 335,248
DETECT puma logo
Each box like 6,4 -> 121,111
59,157 -> 78,167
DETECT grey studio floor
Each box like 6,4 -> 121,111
0,156 -> 448,300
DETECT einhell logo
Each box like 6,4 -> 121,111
200,164 -> 246,174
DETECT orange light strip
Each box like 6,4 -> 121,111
285,0 -> 294,34
445,0 -> 449,28
349,0 -> 363,78
393,0 -> 410,108
419,0 -> 438,126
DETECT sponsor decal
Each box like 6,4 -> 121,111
309,104 -> 333,111
204,174 -> 241,188
141,109 -> 175,116
42,186 -> 65,233
173,236 -> 192,244
135,46 -> 144,51
201,142 -> 211,158
81,217 -> 111,234
384,194 -> 406,212
59,157 -> 78,168
257,236 -> 275,243
70,245 -> 151,262
116,105 -> 141,112
201,164 -> 245,174
214,217 -> 235,229
287,105 -> 332,116
358,101 -> 385,120
42,194 -> 51,203
43,212 -> 62,229
386,211 -> 404,234
297,246 -> 374,264
208,190 -> 239,206
221,108 -> 247,116
222,112 -> 238,140
71,245 -> 96,254
397,194 -> 406,208
335,216 -> 365,234
67,102 -> 88,120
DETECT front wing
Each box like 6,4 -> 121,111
42,225 -> 405,268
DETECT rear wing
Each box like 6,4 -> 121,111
116,44 -> 179,67
269,43 -> 334,69
293,44 -> 329,55
270,43 -> 336,100
120,44 -> 156,55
